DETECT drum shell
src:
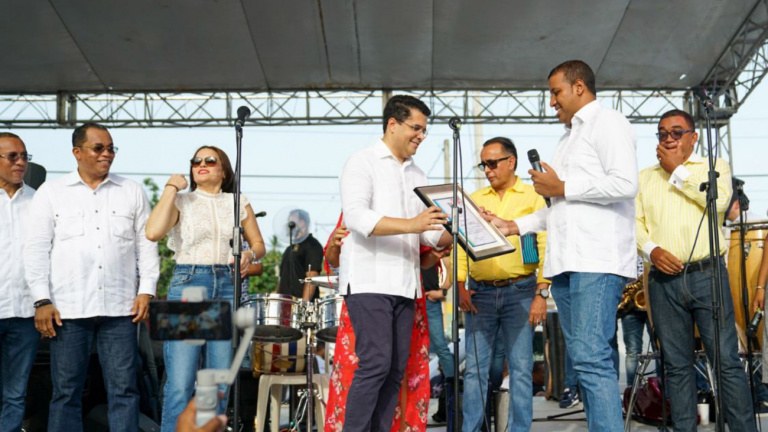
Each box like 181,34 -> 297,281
316,294 -> 343,343
244,293 -> 304,343
728,228 -> 765,349
251,339 -> 307,377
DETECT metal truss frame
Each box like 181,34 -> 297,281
703,0 -> 768,113
0,89 -> 689,129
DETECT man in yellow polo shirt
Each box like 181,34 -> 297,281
457,137 -> 549,432
636,109 -> 755,432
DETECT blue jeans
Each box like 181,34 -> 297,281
162,265 -> 234,432
426,298 -> 454,379
0,317 -> 39,431
462,276 -> 535,432
648,258 -> 756,432
550,272 -> 625,432
48,316 -> 139,432
621,310 -> 650,387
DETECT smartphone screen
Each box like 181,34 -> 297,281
149,300 -> 232,340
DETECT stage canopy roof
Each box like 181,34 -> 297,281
2,0 -> 767,93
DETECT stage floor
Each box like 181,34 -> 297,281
275,396 -> 768,432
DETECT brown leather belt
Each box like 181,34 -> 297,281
477,274 -> 535,287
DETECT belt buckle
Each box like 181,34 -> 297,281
492,279 -> 507,287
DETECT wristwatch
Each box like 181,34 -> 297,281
536,288 -> 550,299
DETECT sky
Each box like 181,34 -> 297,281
10,81 -> 768,250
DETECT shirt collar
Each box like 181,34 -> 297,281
64,171 -> 123,187
0,182 -> 28,201
566,99 -> 601,130
480,176 -> 524,196
375,139 -> 413,167
685,153 -> 705,164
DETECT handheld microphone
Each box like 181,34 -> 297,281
448,117 -> 462,131
692,86 -> 714,110
748,308 -> 763,337
254,211 -> 267,218
235,106 -> 251,129
527,149 -> 551,207
288,221 -> 296,229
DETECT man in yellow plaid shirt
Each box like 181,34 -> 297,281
636,109 -> 755,431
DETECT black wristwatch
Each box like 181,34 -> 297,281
34,299 -> 53,309
536,288 -> 550,299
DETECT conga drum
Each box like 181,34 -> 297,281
727,224 -> 766,349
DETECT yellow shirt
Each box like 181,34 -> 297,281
635,154 -> 731,263
456,178 -> 548,284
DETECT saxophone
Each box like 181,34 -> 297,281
617,279 -> 646,318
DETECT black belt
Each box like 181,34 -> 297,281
651,257 -> 720,275
476,274 -> 535,287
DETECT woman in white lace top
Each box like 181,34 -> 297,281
145,145 -> 265,432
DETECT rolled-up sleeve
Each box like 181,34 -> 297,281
340,154 -> 384,237
515,206 -> 548,236
134,187 -> 160,296
24,186 -> 55,302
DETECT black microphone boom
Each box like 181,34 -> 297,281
692,86 -> 714,110
254,211 -> 267,218
448,117 -> 462,131
235,106 -> 251,129
527,149 -> 551,207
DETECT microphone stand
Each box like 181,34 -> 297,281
448,118 -> 461,432
697,95 -> 726,431
231,113 -> 246,432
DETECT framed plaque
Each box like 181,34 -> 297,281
414,184 -> 515,261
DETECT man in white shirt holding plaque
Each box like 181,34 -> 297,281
24,123 -> 159,432
339,95 -> 451,432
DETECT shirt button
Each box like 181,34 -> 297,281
93,192 -> 97,196
99,265 -> 102,269
95,210 -> 99,213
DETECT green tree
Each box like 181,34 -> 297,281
143,178 -> 176,298
248,235 -> 282,294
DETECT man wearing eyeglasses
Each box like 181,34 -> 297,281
636,109 -> 756,431
339,95 -> 451,432
485,60 -> 638,431
456,137 -> 549,432
24,122 -> 159,432
0,132 -> 39,431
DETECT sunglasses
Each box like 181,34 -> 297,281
80,144 -> 118,154
190,156 -> 218,168
656,129 -> 694,142
476,156 -> 512,171
0,152 -> 32,163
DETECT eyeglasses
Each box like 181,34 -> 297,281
0,152 -> 32,163
399,120 -> 428,137
80,144 -> 118,154
656,129 -> 694,142
476,156 -> 513,171
190,156 -> 218,168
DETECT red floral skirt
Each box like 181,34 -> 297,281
324,297 -> 430,432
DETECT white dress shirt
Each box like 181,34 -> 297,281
516,100 -> 638,280
24,171 -> 160,319
339,140 -> 444,298
0,184 -> 35,319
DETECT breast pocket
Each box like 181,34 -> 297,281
110,210 -> 135,240
54,209 -> 84,241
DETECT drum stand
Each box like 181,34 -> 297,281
288,298 -> 326,432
